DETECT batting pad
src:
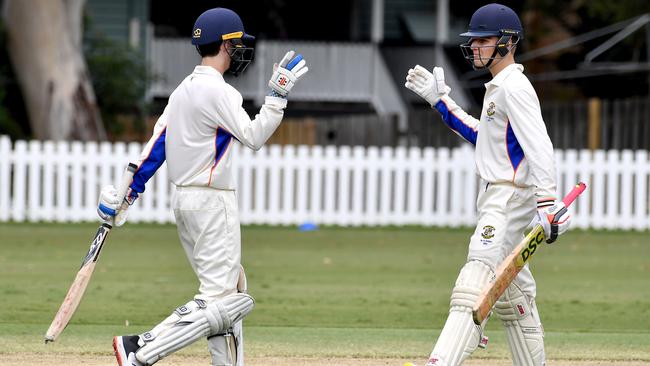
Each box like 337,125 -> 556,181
428,260 -> 493,366
136,293 -> 254,365
208,320 -> 241,366
208,265 -> 248,366
494,283 -> 545,366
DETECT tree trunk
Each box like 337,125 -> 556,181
2,0 -> 106,141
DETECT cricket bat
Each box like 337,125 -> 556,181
472,182 -> 587,325
44,162 -> 138,343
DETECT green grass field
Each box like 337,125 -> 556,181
1,223 -> 649,363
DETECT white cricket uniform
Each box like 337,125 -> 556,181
427,63 -> 554,366
434,63 -> 556,298
129,65 -> 287,300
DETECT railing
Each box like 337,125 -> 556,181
0,136 -> 648,229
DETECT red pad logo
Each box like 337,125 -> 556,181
517,304 -> 526,316
278,76 -> 288,86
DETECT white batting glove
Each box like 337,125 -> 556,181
405,65 -> 451,106
532,198 -> 572,244
268,50 -> 309,97
97,185 -> 138,227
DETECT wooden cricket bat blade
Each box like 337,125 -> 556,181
45,223 -> 112,343
45,163 -> 137,343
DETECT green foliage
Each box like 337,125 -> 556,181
582,0 -> 650,24
0,223 -> 649,360
84,35 -> 151,137
0,88 -> 23,139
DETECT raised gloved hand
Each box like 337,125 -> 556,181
97,185 -> 138,227
405,65 -> 451,106
533,198 -> 572,243
268,50 -> 309,98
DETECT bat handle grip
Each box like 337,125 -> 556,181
561,182 -> 587,207
111,163 -> 138,226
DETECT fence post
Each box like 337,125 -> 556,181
0,136 -> 10,222
421,147 -> 435,226
27,140 -> 42,222
633,150 -> 649,230
308,145 -> 324,224
365,146 -> 379,225
349,146 -> 364,226
42,141 -> 55,222
280,145 -> 295,225
12,141 -> 27,222
587,97 -> 601,150
296,145 -> 311,225
605,150 -> 620,229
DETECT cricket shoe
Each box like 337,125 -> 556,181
113,335 -> 143,366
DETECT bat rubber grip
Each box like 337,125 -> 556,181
561,182 -> 587,207
112,163 -> 138,225
115,163 -> 138,202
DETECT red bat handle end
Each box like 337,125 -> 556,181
562,182 -> 587,207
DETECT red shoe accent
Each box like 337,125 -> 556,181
113,337 -> 124,366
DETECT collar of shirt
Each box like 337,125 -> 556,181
193,65 -> 225,80
484,63 -> 524,89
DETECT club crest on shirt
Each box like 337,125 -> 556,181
481,225 -> 495,239
486,102 -> 496,117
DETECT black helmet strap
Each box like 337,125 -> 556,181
496,35 -> 512,57
459,34 -> 518,70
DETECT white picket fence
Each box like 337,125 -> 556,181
0,136 -> 649,229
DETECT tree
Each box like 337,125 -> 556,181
85,34 -> 150,139
2,0 -> 106,140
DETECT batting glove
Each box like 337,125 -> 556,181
97,185 -> 138,227
405,65 -> 451,106
268,50 -> 309,98
533,198 -> 572,244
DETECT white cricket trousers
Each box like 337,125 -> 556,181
468,181 -> 537,297
173,186 -> 241,301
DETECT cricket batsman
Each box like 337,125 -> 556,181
405,4 -> 571,365
95,8 -> 308,366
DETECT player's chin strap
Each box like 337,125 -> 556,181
461,34 -> 518,70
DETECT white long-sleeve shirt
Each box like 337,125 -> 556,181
129,65 -> 287,193
434,63 -> 557,199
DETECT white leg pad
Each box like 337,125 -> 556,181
136,293 -> 254,365
494,283 -> 545,366
428,260 -> 494,366
209,265 -> 248,366
207,320 -> 243,366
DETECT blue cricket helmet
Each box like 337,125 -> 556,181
191,8 -> 255,46
191,8 -> 255,76
459,3 -> 523,69
460,3 -> 524,40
